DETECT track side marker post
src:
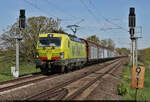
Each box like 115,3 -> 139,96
131,66 -> 145,100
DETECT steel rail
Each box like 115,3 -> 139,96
24,58 -> 121,100
0,74 -> 42,85
65,60 -> 122,100
0,74 -> 59,92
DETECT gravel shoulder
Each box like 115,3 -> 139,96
0,59 -> 126,100
0,61 -> 112,100
82,59 -> 126,100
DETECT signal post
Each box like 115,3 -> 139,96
128,7 -> 145,101
12,9 -> 26,77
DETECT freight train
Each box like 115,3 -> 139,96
36,33 -> 120,74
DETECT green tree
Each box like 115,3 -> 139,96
100,38 -> 115,50
138,48 -> 150,64
116,48 -> 130,54
86,35 -> 115,50
0,16 -> 65,63
86,35 -> 100,43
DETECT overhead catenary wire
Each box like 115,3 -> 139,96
74,19 -> 85,25
23,0 -> 73,21
25,0 -> 86,29
23,0 -> 56,18
79,0 -> 114,40
79,0 -> 102,27
88,0 -> 128,32
44,0 -> 79,20
80,0 -> 130,48
88,0 -> 132,49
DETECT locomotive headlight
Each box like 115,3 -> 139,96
60,52 -> 64,59
36,53 -> 39,58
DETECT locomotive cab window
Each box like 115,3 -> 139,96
39,37 -> 61,47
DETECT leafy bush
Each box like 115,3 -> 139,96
117,82 -> 128,96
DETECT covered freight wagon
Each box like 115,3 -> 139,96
80,39 -> 106,63
80,38 -> 116,63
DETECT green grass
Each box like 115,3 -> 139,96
120,61 -> 150,100
0,61 -> 40,82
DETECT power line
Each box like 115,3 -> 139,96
44,0 -> 78,20
24,0 -> 86,25
74,19 -> 84,25
23,0 -> 57,18
23,0 -> 73,21
43,0 -> 86,32
88,0 -> 128,32
79,0 -> 102,26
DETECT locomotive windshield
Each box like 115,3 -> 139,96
39,37 -> 61,47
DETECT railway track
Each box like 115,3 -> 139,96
64,61 -> 122,100
24,58 -> 122,100
0,74 -> 42,85
0,74 -> 59,93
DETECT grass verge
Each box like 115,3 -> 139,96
0,62 -> 40,82
119,61 -> 150,100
